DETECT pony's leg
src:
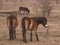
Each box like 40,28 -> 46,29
22,18 -> 27,43
26,11 -> 28,15
18,10 -> 21,15
9,27 -> 14,40
30,31 -> 32,41
9,28 -> 11,40
13,28 -> 16,38
23,11 -> 25,14
11,27 -> 14,40
34,31 -> 39,41
22,28 -> 27,43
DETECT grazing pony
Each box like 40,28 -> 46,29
7,13 -> 18,40
18,7 -> 30,15
22,17 -> 48,43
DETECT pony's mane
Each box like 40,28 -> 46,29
31,17 -> 47,23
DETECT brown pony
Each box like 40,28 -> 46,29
7,13 -> 18,40
22,17 -> 48,43
18,7 -> 30,15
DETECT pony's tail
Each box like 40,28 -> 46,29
22,17 -> 26,42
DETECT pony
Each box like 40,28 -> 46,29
22,17 -> 48,43
18,7 -> 30,15
6,13 -> 18,40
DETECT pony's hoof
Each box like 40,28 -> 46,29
37,40 -> 39,41
14,37 -> 16,38
23,40 -> 27,43
12,38 -> 15,40
9,38 -> 12,40
12,39 -> 14,40
30,40 -> 32,41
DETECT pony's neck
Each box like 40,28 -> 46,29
35,18 -> 42,24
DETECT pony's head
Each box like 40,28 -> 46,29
39,17 -> 48,28
37,17 -> 48,28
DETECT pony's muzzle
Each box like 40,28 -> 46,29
45,24 -> 48,27
45,24 -> 49,28
45,24 -> 49,30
